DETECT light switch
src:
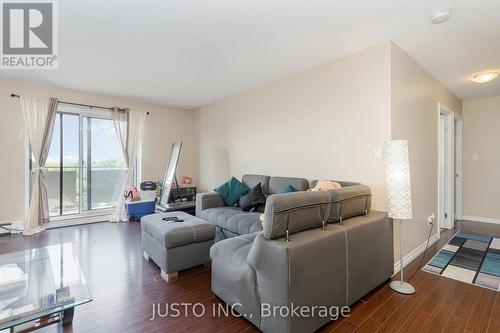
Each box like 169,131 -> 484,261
472,153 -> 478,161
374,147 -> 382,159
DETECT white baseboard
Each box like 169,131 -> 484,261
393,231 -> 440,275
0,220 -> 21,225
462,215 -> 500,225
46,215 -> 110,229
0,221 -> 23,235
1,215 -> 110,234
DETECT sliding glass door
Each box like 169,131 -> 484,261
47,112 -> 80,215
46,107 -> 127,217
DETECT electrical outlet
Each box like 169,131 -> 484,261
374,147 -> 382,159
427,214 -> 435,225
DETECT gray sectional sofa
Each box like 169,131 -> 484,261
210,191 -> 393,333
196,175 -> 309,241
142,172 -> 391,332
196,174 -> 372,241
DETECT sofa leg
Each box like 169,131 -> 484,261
161,270 -> 178,282
143,251 -> 149,261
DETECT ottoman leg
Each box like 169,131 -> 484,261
143,251 -> 149,261
161,270 -> 178,282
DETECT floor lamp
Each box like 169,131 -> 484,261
384,140 -> 415,295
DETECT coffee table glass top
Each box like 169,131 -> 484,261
0,243 -> 92,329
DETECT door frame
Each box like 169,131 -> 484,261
454,115 -> 463,221
437,103 -> 462,230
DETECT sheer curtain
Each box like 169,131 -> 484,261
20,96 -> 58,235
110,108 -> 147,222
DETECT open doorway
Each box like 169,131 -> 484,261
438,103 -> 463,230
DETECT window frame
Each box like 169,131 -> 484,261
27,104 -> 138,223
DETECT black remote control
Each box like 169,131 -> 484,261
162,216 -> 184,222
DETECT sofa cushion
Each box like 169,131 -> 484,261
214,177 -> 250,206
269,177 -> 309,194
309,180 -> 371,223
200,207 -> 263,235
239,183 -> 266,212
262,191 -> 331,239
210,232 -> 259,262
242,174 -> 271,195
327,185 -> 372,223
210,232 -> 261,327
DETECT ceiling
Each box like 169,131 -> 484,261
1,0 -> 499,107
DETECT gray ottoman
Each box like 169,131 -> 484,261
141,211 -> 216,282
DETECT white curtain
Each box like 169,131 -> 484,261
110,108 -> 146,222
20,96 -> 58,235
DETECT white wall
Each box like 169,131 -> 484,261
463,96 -> 500,220
194,43 -> 392,211
390,43 -> 463,260
0,79 -> 194,223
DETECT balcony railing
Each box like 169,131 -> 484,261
47,166 -> 127,216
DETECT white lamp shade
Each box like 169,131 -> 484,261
384,140 -> 413,220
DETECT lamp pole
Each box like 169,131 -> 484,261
390,219 -> 415,294
399,219 -> 404,283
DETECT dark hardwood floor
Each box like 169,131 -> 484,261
0,220 -> 498,333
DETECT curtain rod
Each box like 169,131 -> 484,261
10,94 -> 150,115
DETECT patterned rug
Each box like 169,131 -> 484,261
422,230 -> 500,291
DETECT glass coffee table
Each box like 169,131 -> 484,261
0,243 -> 92,332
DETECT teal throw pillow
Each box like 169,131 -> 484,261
214,177 -> 250,206
282,185 -> 297,193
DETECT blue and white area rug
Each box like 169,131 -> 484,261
423,230 -> 500,291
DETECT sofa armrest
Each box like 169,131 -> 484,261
196,192 -> 226,217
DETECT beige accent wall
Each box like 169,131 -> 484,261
194,43 -> 392,211
194,42 -> 464,263
463,96 -> 500,220
0,79 -> 194,223
390,43 -> 462,260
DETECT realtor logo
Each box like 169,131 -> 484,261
1,0 -> 58,69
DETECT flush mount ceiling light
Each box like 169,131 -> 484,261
431,10 -> 452,24
471,72 -> 499,84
